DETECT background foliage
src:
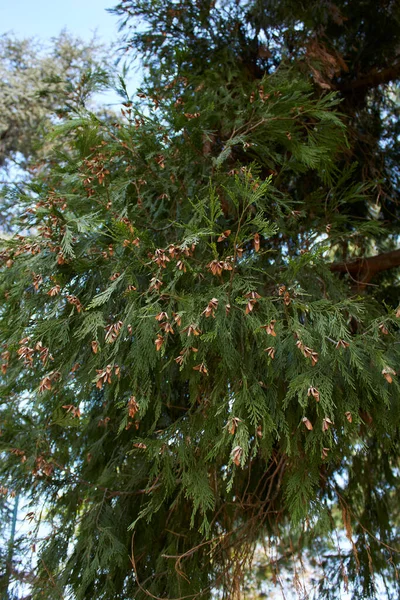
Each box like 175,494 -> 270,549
0,31 -> 113,231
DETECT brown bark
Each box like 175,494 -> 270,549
330,248 -> 400,287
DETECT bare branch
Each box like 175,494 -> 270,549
330,248 -> 400,286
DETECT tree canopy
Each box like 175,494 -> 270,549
0,31 -> 113,170
0,31 -> 113,231
0,1 -> 400,599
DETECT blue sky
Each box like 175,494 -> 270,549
1,0 -> 118,43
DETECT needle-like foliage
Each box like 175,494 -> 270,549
1,2 -> 400,599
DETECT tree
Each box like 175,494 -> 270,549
0,30 -> 112,172
0,1 -> 399,599
0,31 -> 114,598
0,31 -> 113,231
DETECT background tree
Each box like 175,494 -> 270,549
0,31 -> 113,230
0,1 -> 400,599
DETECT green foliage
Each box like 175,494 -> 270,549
0,31 -> 113,169
0,32 -> 114,233
1,1 -> 400,599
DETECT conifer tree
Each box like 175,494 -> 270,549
0,1 -> 399,599
0,32 -> 113,232
0,31 -> 111,171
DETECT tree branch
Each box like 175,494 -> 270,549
336,60 -> 400,93
330,248 -> 400,286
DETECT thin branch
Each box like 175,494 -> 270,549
332,485 -> 400,555
330,248 -> 400,286
130,534 -> 211,600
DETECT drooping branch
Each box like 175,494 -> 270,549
330,248 -> 400,286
